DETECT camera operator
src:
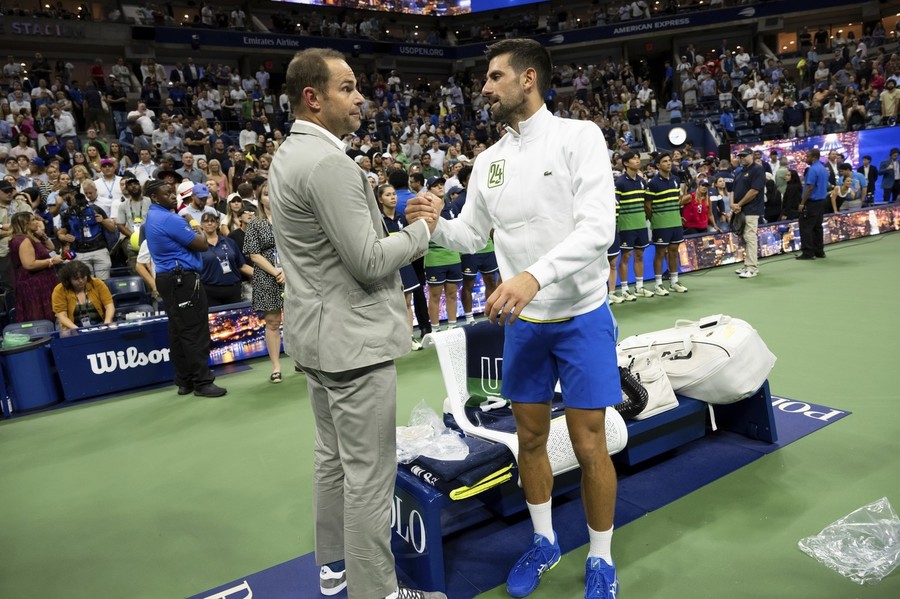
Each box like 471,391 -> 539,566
56,185 -> 116,280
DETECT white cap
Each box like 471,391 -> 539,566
176,180 -> 194,201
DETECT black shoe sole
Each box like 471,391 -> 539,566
177,387 -> 193,395
193,388 -> 227,397
795,255 -> 815,260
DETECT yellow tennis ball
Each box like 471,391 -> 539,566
130,231 -> 141,251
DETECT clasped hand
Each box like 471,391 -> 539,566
404,191 -> 441,232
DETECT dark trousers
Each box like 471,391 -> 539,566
203,282 -> 242,307
157,270 -> 214,388
0,255 -> 12,294
883,182 -> 900,204
798,200 -> 825,257
410,257 -> 431,337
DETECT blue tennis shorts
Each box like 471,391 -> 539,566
400,264 -> 420,292
461,252 -> 499,277
425,263 -> 463,285
500,304 -> 621,409
652,226 -> 685,246
607,231 -> 621,258
619,227 -> 650,250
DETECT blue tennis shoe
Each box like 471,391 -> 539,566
584,557 -> 618,599
506,532 -> 561,597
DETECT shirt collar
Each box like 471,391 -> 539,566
292,120 -> 344,150
504,105 -> 553,141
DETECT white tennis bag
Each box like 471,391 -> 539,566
617,314 -> 776,404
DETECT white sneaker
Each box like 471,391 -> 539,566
466,316 -> 476,325
411,337 -> 423,351
608,293 -> 624,304
735,267 -> 747,275
621,288 -> 637,301
320,564 -> 347,596
670,282 -> 688,293
654,285 -> 670,296
634,287 -> 655,298
738,270 -> 758,278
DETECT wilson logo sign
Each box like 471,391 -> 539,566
86,346 -> 171,374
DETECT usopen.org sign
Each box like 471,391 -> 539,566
86,346 -> 171,375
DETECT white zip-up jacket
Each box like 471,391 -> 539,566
432,106 -> 615,321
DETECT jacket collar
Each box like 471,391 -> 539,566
291,120 -> 344,150
503,105 -> 553,143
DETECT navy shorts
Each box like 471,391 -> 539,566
619,227 -> 650,250
652,226 -> 685,246
607,231 -> 621,258
400,264 -> 420,293
461,252 -> 499,277
425,263 -> 463,285
500,304 -> 621,409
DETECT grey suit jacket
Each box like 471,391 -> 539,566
269,121 -> 429,372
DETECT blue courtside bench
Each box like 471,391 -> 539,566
392,323 -> 777,593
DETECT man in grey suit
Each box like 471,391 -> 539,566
268,48 -> 444,599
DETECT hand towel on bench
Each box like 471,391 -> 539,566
413,435 -> 514,481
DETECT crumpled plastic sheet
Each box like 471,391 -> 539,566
799,497 -> 900,585
396,400 -> 469,464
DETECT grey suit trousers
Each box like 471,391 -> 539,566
303,360 -> 398,599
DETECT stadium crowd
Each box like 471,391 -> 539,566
1,5 -> 899,338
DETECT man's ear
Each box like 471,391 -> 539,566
302,87 -> 320,112
521,67 -> 538,93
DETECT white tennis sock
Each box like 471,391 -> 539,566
527,499 -> 554,544
671,272 -> 679,284
587,525 -> 613,564
655,275 -> 663,286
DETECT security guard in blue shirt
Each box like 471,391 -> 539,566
144,179 -> 227,397
798,148 -> 829,260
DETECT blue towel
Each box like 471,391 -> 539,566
413,436 -> 513,482
457,453 -> 514,486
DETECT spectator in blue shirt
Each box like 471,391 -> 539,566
719,105 -> 735,142
145,179 -> 226,397
666,93 -> 683,123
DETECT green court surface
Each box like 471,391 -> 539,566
1,233 -> 898,598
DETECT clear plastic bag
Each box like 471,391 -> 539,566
798,497 -> 900,585
396,400 -> 469,464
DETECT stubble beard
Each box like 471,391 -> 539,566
490,93 -> 526,128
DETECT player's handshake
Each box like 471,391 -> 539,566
405,191 -> 442,233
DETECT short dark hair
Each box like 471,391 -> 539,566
457,165 -> 473,187
838,162 -> 852,171
620,151 -> 639,163
807,148 -> 821,160
409,172 -> 425,185
285,48 -> 346,115
388,168 -> 409,189
485,38 -> 552,95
